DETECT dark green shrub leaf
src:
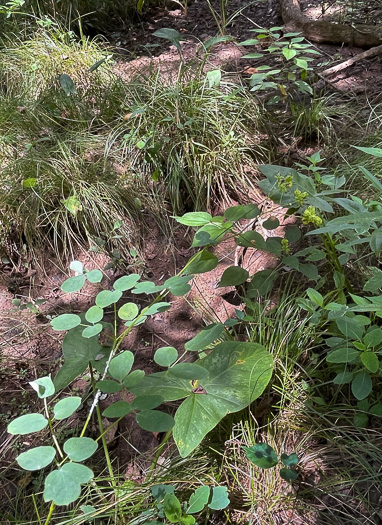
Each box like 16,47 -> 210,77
103,401 -> 132,418
163,493 -> 182,523
192,224 -> 228,247
332,370 -> 353,384
364,328 -> 382,348
8,413 -> 48,435
236,230 -> 266,249
299,263 -> 319,281
144,302 -> 171,316
136,410 -> 175,432
307,288 -> 323,307
246,269 -> 278,298
86,269 -> 103,283
243,443 -> 278,468
281,452 -> 298,467
184,250 -> 218,275
152,484 -> 175,502
85,306 -> 103,324
131,395 -> 164,410
51,314 -> 81,331
351,370 -> 373,400
113,274 -> 140,291
95,380 -> 122,393
280,468 -> 298,481
326,348 -> 359,364
370,403 -> 382,416
82,324 -> 103,338
109,351 -> 134,382
118,302 -> 139,321
44,463 -> 93,505
53,397 -> 81,420
336,317 -> 365,341
63,437 -> 98,462
185,323 -> 224,351
208,486 -> 230,510
17,446 -> 56,471
360,352 -> 379,373
218,266 -> 249,287
285,225 -> 301,242
95,290 -> 122,308
263,216 -> 280,230
61,274 -> 86,293
187,485 -> 210,514
123,370 -> 145,388
224,204 -> 260,222
154,347 -> 178,367
29,376 -> 55,399
174,212 -> 212,226
169,363 -> 209,380
353,412 -> 369,428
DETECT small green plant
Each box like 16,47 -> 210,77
243,443 -> 299,482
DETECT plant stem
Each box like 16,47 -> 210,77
43,398 -> 63,459
44,502 -> 55,525
145,430 -> 173,483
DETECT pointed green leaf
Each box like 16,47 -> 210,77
8,413 -> 48,435
364,328 -> 382,348
51,314 -> 81,331
187,486 -> 210,514
185,323 -> 224,352
109,351 -> 134,382
53,397 -> 81,420
144,302 -> 171,316
218,266 -> 249,287
123,370 -> 145,388
360,352 -> 379,373
326,347 -> 359,364
59,73 -> 77,96
307,288 -> 323,307
332,370 -> 353,384
174,212 -> 212,226
184,250 -> 218,275
17,446 -> 56,471
63,437 -> 98,462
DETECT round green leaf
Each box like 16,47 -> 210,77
360,352 -> 379,373
85,306 -> 103,324
8,413 -> 48,435
103,401 -> 132,418
353,412 -> 369,428
154,347 -> 178,367
281,452 -> 298,467
51,314 -> 81,331
69,261 -> 83,274
243,443 -> 278,469
131,281 -> 165,294
123,370 -> 145,388
131,395 -> 164,410
351,370 -> 373,400
82,324 -> 103,339
86,269 -> 103,283
61,274 -> 86,293
53,397 -> 81,420
218,266 -> 249,287
109,351 -> 134,382
113,274 -> 140,291
118,302 -> 139,321
17,446 -> 56,471
262,216 -> 280,230
169,363 -> 209,380
280,468 -> 298,481
44,463 -> 93,506
95,380 -> 122,393
63,437 -> 98,462
136,410 -> 175,432
29,376 -> 55,399
95,290 -> 122,308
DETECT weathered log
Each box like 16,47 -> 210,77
321,44 -> 382,76
280,0 -> 382,47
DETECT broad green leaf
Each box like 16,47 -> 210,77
51,314 -> 81,331
332,370 -> 353,384
95,380 -> 122,393
326,347 -> 359,364
363,268 -> 382,292
192,224 -> 228,247
85,306 -> 103,324
364,328 -> 382,348
109,351 -> 134,382
360,352 -> 379,373
336,317 -> 365,340
224,204 -> 260,222
8,413 -> 48,435
174,212 -> 212,226
123,370 -> 145,388
280,468 -> 298,481
208,486 -> 230,510
246,269 -> 278,298
207,69 -> 221,88
44,463 -> 93,506
103,401 -> 132,418
144,302 -> 171,316
307,288 -> 323,307
262,216 -> 280,230
53,397 -> 81,420
113,274 -> 140,291
17,446 -> 56,471
118,302 -> 139,321
154,346 -> 178,367
136,410 -> 175,432
132,281 -> 165,294
131,395 -> 164,410
218,266 -> 249,287
95,290 -> 122,308
82,324 -> 103,338
285,226 -> 302,242
62,195 -> 82,216
351,370 -> 373,400
154,27 -> 182,50
86,269 -> 103,283
130,371 -> 192,401
184,250 -> 218,275
185,323 -> 224,352
370,403 -> 382,416
299,263 -> 319,281
152,484 -> 175,502
187,485 -> 210,514
69,261 -> 83,274
53,325 -> 104,390
236,230 -> 266,250
29,376 -> 55,399
282,48 -> 297,60
164,275 -> 193,293
169,363 -> 209,380
163,493 -> 182,523
281,452 -> 298,467
63,437 -> 98,462
243,443 -> 278,468
59,73 -> 77,96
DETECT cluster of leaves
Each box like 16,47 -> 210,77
243,443 -> 299,482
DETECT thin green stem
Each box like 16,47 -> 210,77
43,398 -> 63,459
145,430 -> 173,483
32,494 -> 42,525
43,502 -> 55,525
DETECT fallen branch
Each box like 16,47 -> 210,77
321,44 -> 382,77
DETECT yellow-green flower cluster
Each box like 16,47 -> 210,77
281,238 -> 290,254
276,174 -> 293,193
294,190 -> 308,206
302,206 -> 323,227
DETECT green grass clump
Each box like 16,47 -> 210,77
107,71 -> 268,213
